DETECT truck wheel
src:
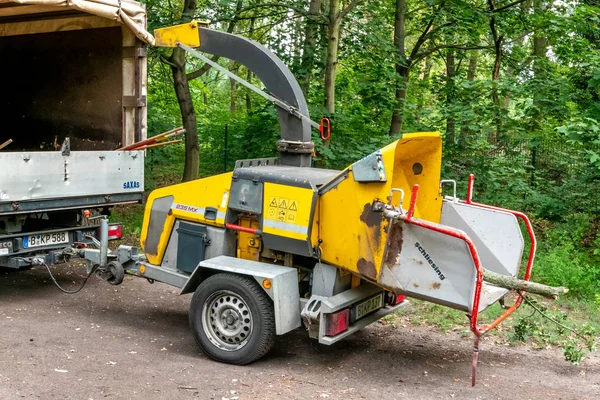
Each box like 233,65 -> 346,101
189,273 -> 275,365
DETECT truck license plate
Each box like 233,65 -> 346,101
355,293 -> 384,321
24,232 -> 69,248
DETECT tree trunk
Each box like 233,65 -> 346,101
423,56 -> 432,80
459,51 -> 478,148
532,0 -> 547,132
389,0 -> 408,136
169,0 -> 198,182
229,59 -> 238,114
483,269 -> 568,299
445,48 -> 455,146
170,47 -> 199,182
299,0 -> 321,96
245,17 -> 256,112
246,68 -> 253,112
488,0 -> 503,144
324,0 -> 341,114
467,51 -> 478,81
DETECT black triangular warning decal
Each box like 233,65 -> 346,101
269,198 -> 277,207
289,201 -> 298,211
279,199 -> 287,209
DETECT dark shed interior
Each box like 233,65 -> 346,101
0,26 -> 123,151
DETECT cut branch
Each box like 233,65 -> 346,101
483,269 -> 569,299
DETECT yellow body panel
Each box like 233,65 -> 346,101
262,183 -> 315,241
315,132 -> 443,281
237,218 -> 261,261
154,21 -> 205,47
140,172 -> 232,265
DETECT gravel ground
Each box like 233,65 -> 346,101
1,264 -> 598,400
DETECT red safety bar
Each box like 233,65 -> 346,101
464,173 -> 537,334
401,177 -> 537,385
401,185 -> 484,337
225,223 -> 261,235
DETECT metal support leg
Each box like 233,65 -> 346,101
99,217 -> 108,268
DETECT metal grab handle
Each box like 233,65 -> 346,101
388,188 -> 405,208
440,179 -> 458,202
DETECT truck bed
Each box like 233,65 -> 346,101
0,150 -> 144,215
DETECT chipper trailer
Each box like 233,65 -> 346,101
16,19 -> 564,386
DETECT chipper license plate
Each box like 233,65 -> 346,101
24,231 -> 69,248
354,293 -> 384,321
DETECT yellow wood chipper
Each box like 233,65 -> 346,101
64,22 -> 542,385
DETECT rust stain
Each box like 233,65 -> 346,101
413,283 -> 419,288
357,258 -> 377,280
360,203 -> 383,252
360,203 -> 383,228
383,221 -> 404,267
430,282 -> 441,290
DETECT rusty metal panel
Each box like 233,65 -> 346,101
377,220 -> 478,312
0,26 -> 123,150
316,133 -> 444,281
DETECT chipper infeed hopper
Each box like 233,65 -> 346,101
314,132 -> 536,384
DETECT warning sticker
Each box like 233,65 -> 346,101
267,196 -> 299,223
277,209 -> 287,222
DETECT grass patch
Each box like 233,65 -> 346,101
393,295 -> 599,364
396,299 -> 467,333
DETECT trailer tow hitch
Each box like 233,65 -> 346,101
31,216 -> 126,294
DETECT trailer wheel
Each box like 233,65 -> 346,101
189,273 -> 275,365
106,261 -> 124,285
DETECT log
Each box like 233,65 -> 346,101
483,268 -> 568,299
0,139 -> 13,150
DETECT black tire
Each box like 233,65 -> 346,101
106,261 -> 124,285
189,273 -> 275,365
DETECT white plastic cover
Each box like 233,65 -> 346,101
0,0 -> 154,44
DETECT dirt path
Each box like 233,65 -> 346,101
1,265 -> 598,399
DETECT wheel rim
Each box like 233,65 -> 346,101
202,289 -> 253,351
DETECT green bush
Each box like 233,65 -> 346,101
532,214 -> 600,299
